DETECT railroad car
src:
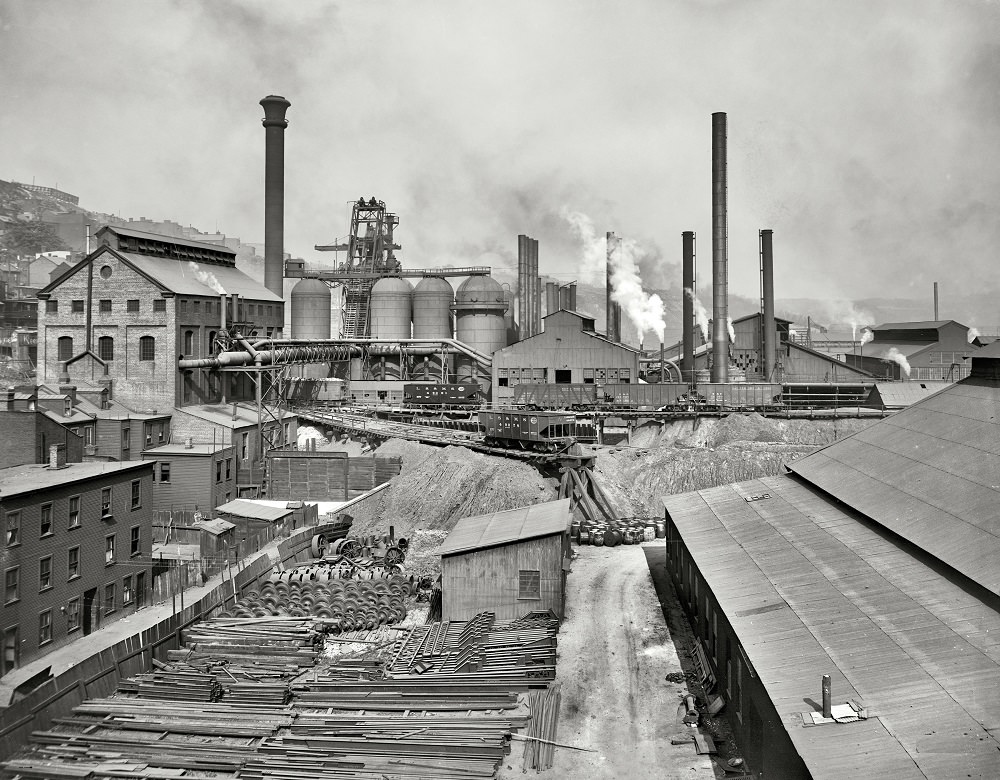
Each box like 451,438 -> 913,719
514,383 -> 597,410
695,383 -> 783,410
479,410 -> 577,452
404,382 -> 483,407
599,383 -> 693,411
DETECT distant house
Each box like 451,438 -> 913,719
845,320 -> 981,381
439,499 -> 571,622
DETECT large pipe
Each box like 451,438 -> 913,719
517,234 -> 528,339
546,281 -> 558,317
260,95 -> 291,298
711,112 -> 729,383
682,231 -> 696,384
760,229 -> 776,381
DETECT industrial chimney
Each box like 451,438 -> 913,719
760,229 -> 776,381
681,231 -> 696,384
260,95 -> 291,298
606,232 -> 622,342
711,112 -> 729,383
517,234 -> 528,339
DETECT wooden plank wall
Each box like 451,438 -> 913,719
267,453 -> 402,501
441,534 -> 566,622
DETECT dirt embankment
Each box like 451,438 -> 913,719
595,413 -> 876,516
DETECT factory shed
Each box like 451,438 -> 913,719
662,475 -> 1000,780
440,499 -> 571,622
863,380 -> 952,410
215,498 -> 296,554
844,320 -> 980,380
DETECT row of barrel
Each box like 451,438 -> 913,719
223,576 -> 410,631
572,518 -> 666,547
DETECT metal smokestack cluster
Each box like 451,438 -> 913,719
545,281 -> 558,317
681,231 -> 696,383
558,283 -> 577,312
260,95 -> 291,298
711,112 -> 729,383
760,229 -> 776,381
517,235 -> 541,339
605,232 -> 622,342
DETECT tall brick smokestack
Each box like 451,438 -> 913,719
261,95 -> 291,298
760,229 -> 776,381
682,231 -> 696,384
711,112 -> 729,383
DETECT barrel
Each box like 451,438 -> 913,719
655,521 -> 666,538
643,525 -> 656,542
579,529 -> 590,545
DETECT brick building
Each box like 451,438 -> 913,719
36,225 -> 284,413
0,389 -> 83,470
0,456 -> 154,677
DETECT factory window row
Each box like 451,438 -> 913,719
55,336 -> 156,363
48,298 -> 167,315
179,300 -> 277,318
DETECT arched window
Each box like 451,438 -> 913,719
207,331 -> 216,353
57,336 -> 73,361
184,330 -> 194,355
98,336 -> 114,361
139,336 -> 155,361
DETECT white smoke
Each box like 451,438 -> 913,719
860,328 -> 874,345
683,287 -> 710,342
189,261 -> 226,294
564,209 -> 666,340
727,317 -> 736,344
885,347 -> 911,377
968,327 -> 981,344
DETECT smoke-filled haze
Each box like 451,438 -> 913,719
2,0 -> 999,306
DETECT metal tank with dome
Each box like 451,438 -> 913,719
411,277 -> 454,380
290,278 -> 332,378
367,277 -> 413,380
453,276 -> 507,384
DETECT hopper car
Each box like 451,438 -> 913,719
479,410 -> 578,452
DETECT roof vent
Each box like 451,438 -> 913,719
184,437 -> 194,449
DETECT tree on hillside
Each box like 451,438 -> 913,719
1,221 -> 67,255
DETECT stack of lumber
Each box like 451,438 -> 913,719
291,678 -> 521,711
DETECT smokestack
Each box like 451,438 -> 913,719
546,282 -> 558,317
517,235 -> 528,339
220,293 -> 228,332
569,283 -> 577,312
606,233 -> 622,342
260,95 -> 291,298
760,229 -> 776,381
711,112 -> 729,383
682,231 -> 696,384
532,239 -> 541,335
933,281 -> 939,321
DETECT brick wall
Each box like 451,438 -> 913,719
0,412 -> 83,469
0,463 -> 155,675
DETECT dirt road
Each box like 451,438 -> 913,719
503,543 -> 714,779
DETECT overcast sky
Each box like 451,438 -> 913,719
2,0 -> 998,305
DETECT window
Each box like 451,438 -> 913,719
184,330 -> 194,355
38,557 -> 52,592
38,610 -> 52,646
99,299 -> 112,313
121,427 -> 130,453
105,535 -> 115,565
193,300 -> 200,313
101,487 -> 112,517
180,300 -> 187,313
103,582 -> 116,614
241,432 -> 249,461
68,546 -> 80,580
145,426 -> 152,446
122,575 -> 134,605
284,422 -> 292,444
130,480 -> 141,509
98,336 -> 114,361
130,526 -> 140,557
153,299 -> 166,312
225,458 -> 232,480
207,331 -> 216,352
67,598 -> 81,632
160,463 -> 171,483
554,369 -> 572,384
126,299 -> 139,313
69,496 -> 80,528
6,511 -> 20,546
4,568 -> 19,604
158,426 -> 165,443
85,427 -> 94,445
216,461 -> 222,483
518,569 -> 541,600
46,300 -> 58,313
40,504 -> 52,537
139,336 -> 155,361
58,336 -> 73,361
72,300 -> 84,313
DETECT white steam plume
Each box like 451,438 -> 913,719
885,347 -> 911,377
968,327 -> 981,344
860,328 -> 874,345
727,317 -> 736,344
564,209 -> 665,340
189,261 -> 226,294
683,287 -> 710,342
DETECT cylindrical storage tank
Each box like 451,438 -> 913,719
412,277 -> 454,380
369,278 -> 413,380
290,278 -> 332,340
453,276 -> 507,383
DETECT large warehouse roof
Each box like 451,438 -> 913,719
662,476 -> 1000,779
440,499 -> 570,556
788,376 -> 1000,594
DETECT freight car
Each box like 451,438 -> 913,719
404,382 -> 483,407
286,377 -> 346,405
694,383 -> 783,411
514,383 -> 597,410
514,382 -> 697,411
479,410 -> 577,452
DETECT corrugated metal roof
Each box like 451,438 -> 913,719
662,476 -> 1000,778
118,252 -> 282,302
175,404 -> 295,428
98,225 -> 237,255
215,499 -> 293,521
971,341 -> 1000,359
860,341 -> 932,360
864,380 -> 953,409
789,377 -> 1000,594
439,499 -> 570,556
872,320 -> 953,330
192,518 -> 235,535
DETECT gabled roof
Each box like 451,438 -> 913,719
872,320 -> 961,331
864,380 -> 953,410
97,225 -> 236,257
788,376 -> 1000,594
439,499 -> 570,556
192,518 -> 236,535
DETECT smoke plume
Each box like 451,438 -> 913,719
885,347 -> 911,377
727,317 -> 736,344
860,328 -> 874,345
968,327 -> 981,344
684,287 -> 710,343
189,261 -> 226,294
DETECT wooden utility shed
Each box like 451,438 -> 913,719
440,499 -> 572,623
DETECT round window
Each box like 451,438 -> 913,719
99,265 -> 113,279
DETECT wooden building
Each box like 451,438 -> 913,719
439,499 -> 571,622
142,441 -> 237,513
844,320 -> 982,381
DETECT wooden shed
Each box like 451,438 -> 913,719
440,499 -> 572,622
